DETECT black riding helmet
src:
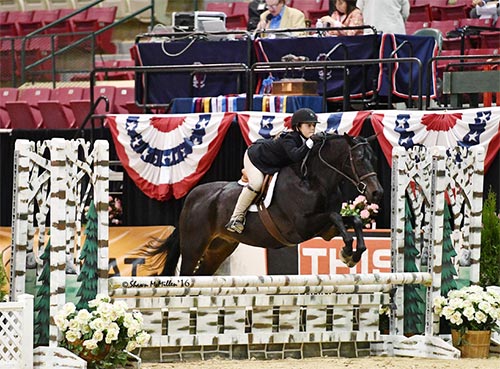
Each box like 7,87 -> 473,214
291,108 -> 319,130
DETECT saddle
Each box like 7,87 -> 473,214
240,170 -> 295,247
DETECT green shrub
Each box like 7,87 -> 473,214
480,189 -> 500,287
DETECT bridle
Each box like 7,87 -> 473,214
317,137 -> 378,194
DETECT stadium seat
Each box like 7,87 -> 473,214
432,5 -> 467,21
459,17 -> 494,28
293,0 -> 323,21
205,2 -> 234,16
430,20 -> 459,36
84,6 -> 117,53
6,87 -> 52,129
480,31 -> 500,49
43,86 -> 85,125
0,87 -> 18,128
408,4 -> 432,22
114,86 -> 139,114
39,100 -> 75,129
15,20 -> 44,36
6,10 -> 34,24
0,11 -> 10,24
71,85 -> 116,127
406,20 -> 430,35
232,2 -> 249,23
107,60 -> 135,80
32,9 -> 60,25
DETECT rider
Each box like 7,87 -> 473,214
225,108 -> 319,233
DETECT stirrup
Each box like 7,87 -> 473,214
225,215 -> 246,234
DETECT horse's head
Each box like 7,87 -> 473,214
314,133 -> 383,205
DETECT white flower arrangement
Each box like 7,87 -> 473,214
340,195 -> 379,227
433,285 -> 500,336
55,294 -> 150,369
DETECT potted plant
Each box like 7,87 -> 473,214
340,195 -> 379,228
55,294 -> 150,369
433,285 -> 500,358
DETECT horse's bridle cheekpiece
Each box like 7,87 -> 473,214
317,135 -> 377,194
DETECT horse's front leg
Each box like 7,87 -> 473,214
348,216 -> 367,264
329,212 -> 356,268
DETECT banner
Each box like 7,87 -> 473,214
107,113 -> 235,201
370,107 -> 500,170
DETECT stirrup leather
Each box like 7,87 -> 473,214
225,214 -> 246,234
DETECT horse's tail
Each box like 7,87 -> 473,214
145,228 -> 180,276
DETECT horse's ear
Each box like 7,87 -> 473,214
366,134 -> 378,143
343,132 -> 355,146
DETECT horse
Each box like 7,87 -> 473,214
148,133 -> 384,276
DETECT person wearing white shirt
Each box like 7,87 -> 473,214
356,0 -> 410,35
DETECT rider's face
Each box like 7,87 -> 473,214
298,122 -> 316,138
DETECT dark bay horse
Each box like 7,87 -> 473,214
149,133 -> 383,276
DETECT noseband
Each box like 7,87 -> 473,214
317,138 -> 377,194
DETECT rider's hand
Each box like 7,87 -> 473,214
311,132 -> 326,142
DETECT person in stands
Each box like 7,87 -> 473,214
356,0 -> 409,34
319,0 -> 365,36
226,108 -> 319,234
248,0 -> 267,31
470,0 -> 499,25
256,0 -> 306,35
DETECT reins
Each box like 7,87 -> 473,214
317,137 -> 377,194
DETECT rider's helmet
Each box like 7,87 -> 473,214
291,108 -> 319,130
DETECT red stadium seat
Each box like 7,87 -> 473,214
406,20 -> 431,35
6,10 -> 34,24
114,86 -> 138,114
408,4 -> 433,22
32,9 -> 60,24
0,87 -> 18,128
205,2 -> 234,16
72,85 -> 116,126
293,0 -> 323,20
6,87 -> 51,129
432,5 -> 467,21
232,2 -> 249,23
39,100 -> 75,129
480,31 -> 500,49
430,20 -> 459,36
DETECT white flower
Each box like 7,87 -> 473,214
65,329 -> 81,342
54,314 -> 69,330
126,341 -> 138,351
83,339 -> 98,350
92,330 -> 104,343
136,331 -> 151,346
89,317 -> 107,332
76,309 -> 91,324
61,302 -> 76,317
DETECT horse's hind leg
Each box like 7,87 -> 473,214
194,239 -> 239,276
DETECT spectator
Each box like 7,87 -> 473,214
256,0 -> 306,35
470,0 -> 499,25
248,0 -> 267,31
319,0 -> 364,36
356,0 -> 410,35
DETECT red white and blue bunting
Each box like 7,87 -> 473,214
107,107 -> 500,201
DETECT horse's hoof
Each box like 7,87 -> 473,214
340,250 -> 353,267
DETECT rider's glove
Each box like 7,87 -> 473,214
311,132 -> 326,142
